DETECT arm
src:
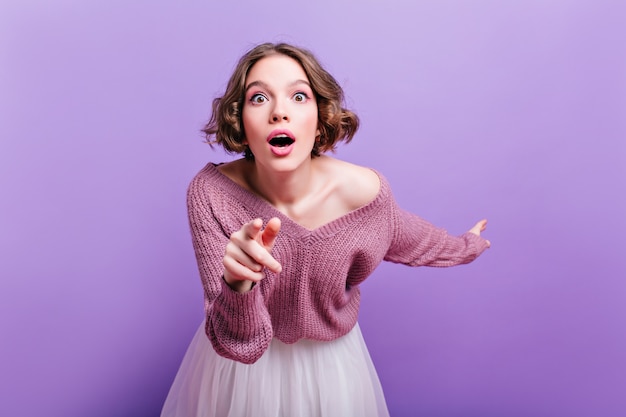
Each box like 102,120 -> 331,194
187,176 -> 277,364
384,201 -> 490,267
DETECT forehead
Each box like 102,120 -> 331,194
245,54 -> 309,87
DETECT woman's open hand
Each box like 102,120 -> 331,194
223,217 -> 282,293
469,219 -> 491,248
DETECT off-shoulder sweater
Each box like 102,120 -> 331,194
187,163 -> 489,364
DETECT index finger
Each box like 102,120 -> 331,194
261,217 -> 281,250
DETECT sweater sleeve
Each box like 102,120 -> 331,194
384,198 -> 489,267
187,174 -> 273,364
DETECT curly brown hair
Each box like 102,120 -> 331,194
202,43 -> 359,159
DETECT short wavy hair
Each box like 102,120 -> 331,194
202,43 -> 359,158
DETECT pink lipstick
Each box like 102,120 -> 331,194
267,129 -> 296,157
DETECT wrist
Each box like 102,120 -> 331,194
222,274 -> 255,293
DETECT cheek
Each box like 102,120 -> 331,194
305,105 -> 319,131
241,110 -> 258,139
241,109 -> 270,149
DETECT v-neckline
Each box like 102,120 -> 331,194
205,162 -> 387,240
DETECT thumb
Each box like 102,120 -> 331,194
261,217 -> 281,250
243,218 -> 264,240
469,219 -> 488,235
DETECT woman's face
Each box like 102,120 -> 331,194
242,54 -> 319,173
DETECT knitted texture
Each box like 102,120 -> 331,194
187,163 -> 490,364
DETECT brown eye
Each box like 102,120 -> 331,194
250,93 -> 267,104
293,92 -> 307,102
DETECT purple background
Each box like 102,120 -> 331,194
1,1 -> 625,416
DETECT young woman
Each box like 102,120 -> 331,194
161,42 -> 490,417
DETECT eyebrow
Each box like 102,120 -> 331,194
244,79 -> 311,93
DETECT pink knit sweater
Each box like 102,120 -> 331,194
187,163 -> 489,364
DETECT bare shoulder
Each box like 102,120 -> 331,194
318,156 -> 381,209
215,158 -> 249,189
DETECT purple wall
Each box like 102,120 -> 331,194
1,1 -> 624,416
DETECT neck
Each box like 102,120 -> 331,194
246,158 -> 318,208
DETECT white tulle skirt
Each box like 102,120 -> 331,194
161,321 -> 389,417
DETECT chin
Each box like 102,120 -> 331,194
259,154 -> 313,173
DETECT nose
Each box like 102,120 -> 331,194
272,113 -> 288,122
270,102 -> 289,123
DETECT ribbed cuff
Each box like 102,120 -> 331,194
462,232 -> 490,256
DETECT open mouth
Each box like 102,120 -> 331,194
269,135 -> 295,148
